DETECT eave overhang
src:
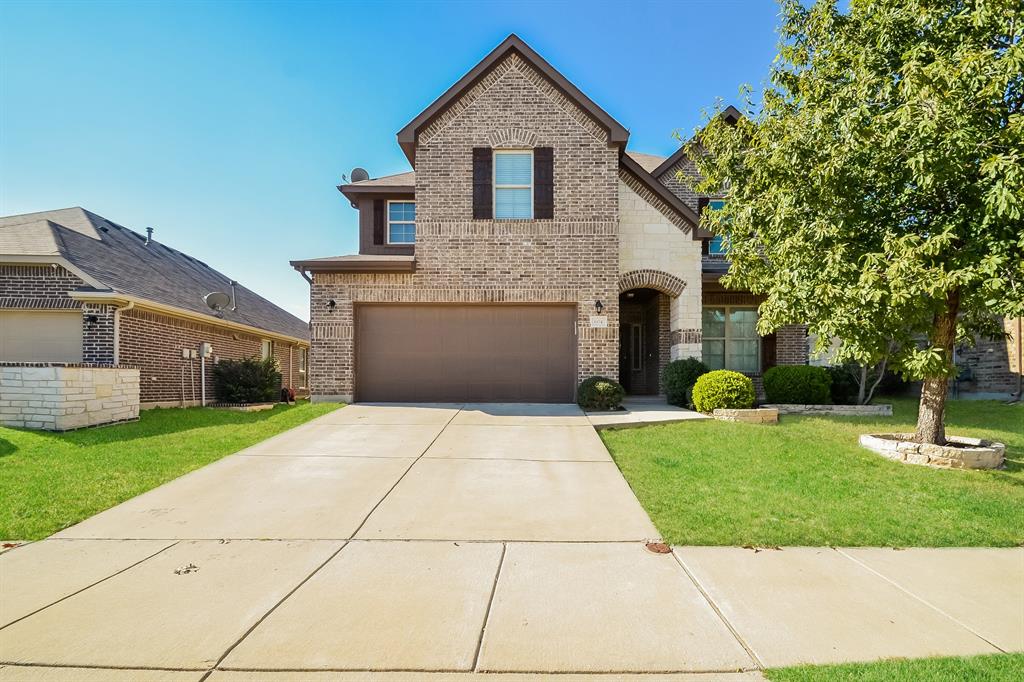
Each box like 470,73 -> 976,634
337,184 -> 415,206
618,153 -> 701,233
290,255 -> 416,275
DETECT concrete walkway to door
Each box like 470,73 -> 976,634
1,403 -> 1020,680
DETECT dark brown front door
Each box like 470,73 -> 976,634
355,304 -> 577,403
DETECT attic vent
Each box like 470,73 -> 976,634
99,226 -> 109,232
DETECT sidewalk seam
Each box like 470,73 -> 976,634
671,549 -> 765,670
199,540 -> 350,681
472,542 -> 507,671
834,548 -> 1007,654
0,540 -> 180,633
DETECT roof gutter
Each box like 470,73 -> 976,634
68,291 -> 309,346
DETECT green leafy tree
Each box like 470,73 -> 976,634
688,0 -> 1023,444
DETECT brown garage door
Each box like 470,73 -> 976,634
355,304 -> 577,403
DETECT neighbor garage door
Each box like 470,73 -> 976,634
0,310 -> 83,363
355,304 -> 577,403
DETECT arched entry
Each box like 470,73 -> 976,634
617,270 -> 687,395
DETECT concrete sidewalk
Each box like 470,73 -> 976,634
1,403 -> 1021,680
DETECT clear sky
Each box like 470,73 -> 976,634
0,0 -> 781,320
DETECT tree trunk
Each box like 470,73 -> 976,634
915,291 -> 960,445
857,365 -> 868,405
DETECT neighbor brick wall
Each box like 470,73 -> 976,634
958,317 -> 1022,398
309,51 -> 620,400
118,308 -> 308,405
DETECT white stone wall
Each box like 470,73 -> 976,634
0,365 -> 140,431
618,179 -> 703,360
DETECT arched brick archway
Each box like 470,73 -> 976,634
618,269 -> 687,298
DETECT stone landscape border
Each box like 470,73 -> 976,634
859,433 -> 1005,470
712,407 -> 779,424
763,404 -> 893,416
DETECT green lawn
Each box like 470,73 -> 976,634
602,398 -> 1023,547
0,402 -> 341,540
766,653 -> 1024,681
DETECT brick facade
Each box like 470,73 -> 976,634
957,317 -> 1022,398
309,52 -> 620,401
1,265 -> 309,407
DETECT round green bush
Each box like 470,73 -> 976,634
661,358 -> 709,407
576,376 -> 626,411
691,370 -> 755,413
762,365 -> 832,404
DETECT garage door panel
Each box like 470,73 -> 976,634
355,305 -> 576,403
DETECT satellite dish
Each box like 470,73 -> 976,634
204,291 -> 231,315
350,167 -> 370,183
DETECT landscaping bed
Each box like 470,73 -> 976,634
601,397 -> 1023,547
0,402 -> 341,540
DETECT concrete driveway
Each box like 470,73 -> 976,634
1,403 -> 1019,680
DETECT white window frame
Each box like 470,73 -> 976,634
386,200 -> 416,245
493,149 -> 534,220
298,347 -> 308,388
702,305 -> 760,374
260,339 -> 274,361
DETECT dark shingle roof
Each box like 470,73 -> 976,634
0,207 -> 309,340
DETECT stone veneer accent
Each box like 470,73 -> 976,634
618,179 -> 703,363
763,403 -> 893,416
309,51 -> 620,401
860,433 -> 1005,470
712,407 -> 779,424
0,364 -> 140,430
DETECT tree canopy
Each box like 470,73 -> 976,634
688,0 -> 1023,442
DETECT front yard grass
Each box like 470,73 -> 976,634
602,398 -> 1023,547
765,653 -> 1024,681
0,401 -> 341,540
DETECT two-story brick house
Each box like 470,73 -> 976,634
292,34 -> 811,403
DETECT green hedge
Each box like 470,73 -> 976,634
212,356 -> 281,404
763,365 -> 832,404
661,358 -> 709,407
577,376 -> 626,411
692,370 -> 755,413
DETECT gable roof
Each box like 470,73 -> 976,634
396,34 -> 630,164
338,170 -> 416,204
650,105 -> 744,179
0,207 -> 309,341
618,154 -> 700,230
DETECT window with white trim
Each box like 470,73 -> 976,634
298,347 -> 308,388
702,306 -> 759,373
260,339 -> 274,360
387,201 -> 416,244
494,150 -> 533,219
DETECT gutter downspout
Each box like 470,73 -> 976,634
112,300 -> 135,366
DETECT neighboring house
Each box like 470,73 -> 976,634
293,34 -> 1018,403
1,207 -> 310,407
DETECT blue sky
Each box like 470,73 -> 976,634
0,0 -> 781,320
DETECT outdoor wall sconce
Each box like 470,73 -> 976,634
85,314 -> 99,324
594,300 -> 604,314
328,299 -> 337,310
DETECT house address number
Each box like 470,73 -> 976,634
589,315 -> 608,328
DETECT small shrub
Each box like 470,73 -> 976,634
691,370 -> 755,413
212,356 -> 281,404
826,365 -> 860,404
661,358 -> 709,407
763,365 -> 832,404
577,376 -> 626,411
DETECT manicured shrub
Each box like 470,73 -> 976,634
763,365 -> 832,404
212,356 -> 281,404
691,370 -> 755,413
576,376 -> 626,411
826,365 -> 860,405
661,358 -> 709,407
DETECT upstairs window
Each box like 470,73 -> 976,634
494,150 -> 533,219
704,199 -> 728,255
388,201 -> 416,244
